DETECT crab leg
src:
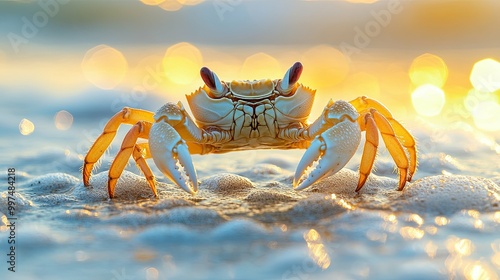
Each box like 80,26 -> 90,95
356,112 -> 379,192
132,143 -> 157,197
83,108 -> 155,186
350,96 -> 417,181
293,100 -> 361,190
108,121 -> 153,198
371,110 -> 409,190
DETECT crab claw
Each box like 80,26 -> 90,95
293,102 -> 361,191
149,112 -> 198,194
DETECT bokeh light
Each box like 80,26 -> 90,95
470,58 -> 500,92
19,118 -> 35,135
399,227 -> 425,240
342,72 -> 380,98
162,42 -> 203,85
411,84 -> 446,116
54,110 -> 74,131
301,45 -> 349,88
409,53 -> 448,88
464,88 -> 499,113
472,101 -> 500,131
81,45 -> 128,90
463,261 -> 499,280
240,52 -> 281,80
140,0 -> 166,5
140,0 -> 204,11
177,0 -> 204,5
145,267 -> 159,280
159,0 -> 183,11
303,229 -> 331,270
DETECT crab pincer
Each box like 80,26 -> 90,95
293,101 -> 361,191
149,110 -> 198,195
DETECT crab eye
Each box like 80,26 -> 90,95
200,67 -> 226,98
278,62 -> 303,95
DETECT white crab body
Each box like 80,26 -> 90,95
185,81 -> 317,151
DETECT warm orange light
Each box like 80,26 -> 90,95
472,101 -> 500,131
301,45 -> 349,89
177,0 -> 204,5
408,213 -> 424,226
409,53 -> 448,88
425,241 -> 438,258
140,0 -> 166,5
463,261 -> 499,280
19,118 -> 35,135
162,42 -> 203,85
447,236 -> 474,256
342,72 -> 380,99
81,45 -> 128,90
411,84 -> 446,116
470,58 -> 500,92
240,53 -> 281,80
399,227 -> 424,240
159,0 -> 183,11
303,229 -> 331,270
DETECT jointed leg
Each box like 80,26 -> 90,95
108,121 -> 152,198
356,112 -> 379,192
83,107 -> 155,186
371,110 -> 409,190
132,143 -> 157,197
350,96 -> 417,181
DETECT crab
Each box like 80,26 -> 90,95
82,62 -> 417,198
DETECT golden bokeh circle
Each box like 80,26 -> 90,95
162,42 -> 203,85
470,58 -> 500,92
240,53 -> 282,80
301,45 -> 349,89
411,84 -> 446,117
81,45 -> 128,90
409,53 -> 448,88
19,118 -> 35,136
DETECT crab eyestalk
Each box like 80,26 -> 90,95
200,67 -> 226,98
278,62 -> 303,95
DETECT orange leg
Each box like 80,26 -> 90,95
356,112 -> 379,192
350,96 -> 417,181
132,143 -> 157,197
108,121 -> 152,198
83,107 -> 155,186
108,124 -> 212,198
372,110 -> 409,190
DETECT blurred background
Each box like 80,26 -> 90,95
0,0 -> 499,164
1,2 -> 500,280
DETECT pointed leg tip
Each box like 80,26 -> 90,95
356,175 -> 368,192
408,173 -> 414,182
